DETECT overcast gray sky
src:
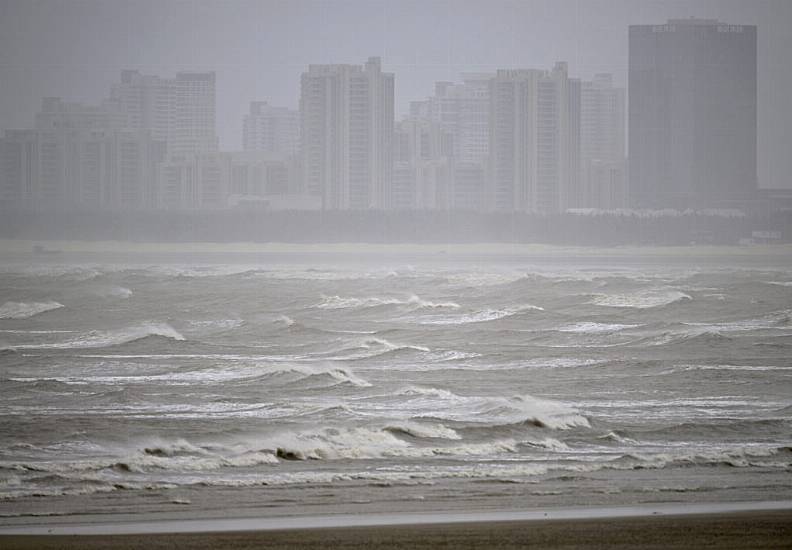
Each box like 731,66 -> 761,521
1,0 -> 789,188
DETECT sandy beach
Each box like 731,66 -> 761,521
1,510 -> 791,549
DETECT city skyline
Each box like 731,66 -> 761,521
0,1 -> 790,190
1,60 -> 631,213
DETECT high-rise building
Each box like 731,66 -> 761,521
172,72 -> 217,157
392,118 -> 453,210
629,19 -> 757,208
108,70 -> 218,157
242,102 -> 299,157
0,98 -> 164,210
300,57 -> 394,209
580,74 -> 626,209
158,152 -> 229,210
452,162 -> 487,211
157,151 -> 303,211
411,74 -> 492,165
488,63 -> 580,212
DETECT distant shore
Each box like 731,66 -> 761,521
1,207 -> 787,247
2,237 -> 792,258
2,510 -> 791,549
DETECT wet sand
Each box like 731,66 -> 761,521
2,510 -> 791,549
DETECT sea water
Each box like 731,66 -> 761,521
1,246 -> 791,520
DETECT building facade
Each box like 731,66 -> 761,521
580,74 -> 626,209
242,102 -> 299,157
628,19 -> 757,208
411,73 -> 492,165
158,151 -> 303,210
108,70 -> 218,158
392,118 -> 453,210
0,98 -> 164,210
300,57 -> 394,209
488,63 -> 580,212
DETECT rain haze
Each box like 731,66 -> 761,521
1,1 -> 792,548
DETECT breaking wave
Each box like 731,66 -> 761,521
323,337 -> 430,360
256,364 -> 372,388
611,446 -> 792,470
0,301 -> 64,319
682,310 -> 792,333
557,322 -> 640,334
6,322 -> 185,350
265,426 -> 522,461
0,439 -> 279,477
394,388 -> 590,430
384,422 -> 461,440
420,304 -> 544,325
314,294 -> 460,310
591,289 -> 691,309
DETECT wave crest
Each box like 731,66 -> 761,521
0,301 -> 63,319
314,294 -> 459,310
9,322 -> 185,350
591,289 -> 691,309
420,304 -> 543,325
324,337 -> 430,360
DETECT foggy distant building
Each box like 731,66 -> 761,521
488,63 -> 580,212
300,57 -> 394,209
35,97 -> 123,131
242,102 -> 299,157
157,151 -> 303,210
0,98 -> 164,210
580,74 -> 626,208
629,19 -> 757,208
452,162 -> 487,211
158,152 -> 229,210
411,74 -> 492,165
108,70 -> 218,157
392,119 -> 453,210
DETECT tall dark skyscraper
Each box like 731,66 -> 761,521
628,19 -> 757,209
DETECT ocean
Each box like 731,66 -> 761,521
1,245 -> 791,522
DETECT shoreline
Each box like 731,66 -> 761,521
2,237 -> 792,258
1,509 -> 791,550
2,500 -> 791,535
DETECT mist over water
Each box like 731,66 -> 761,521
1,248 -> 791,518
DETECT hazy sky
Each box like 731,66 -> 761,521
1,0 -> 789,188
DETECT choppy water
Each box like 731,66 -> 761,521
1,248 -> 791,519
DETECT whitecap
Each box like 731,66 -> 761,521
262,364 -> 372,388
274,315 -> 296,327
384,421 -> 461,440
557,322 -> 640,334
591,289 -> 691,309
381,388 -> 589,430
420,304 -> 543,325
8,322 -> 184,349
313,294 -> 459,310
0,301 -> 64,319
323,337 -> 430,360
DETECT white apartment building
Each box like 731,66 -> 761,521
300,57 -> 394,210
411,73 -> 492,165
580,74 -> 626,208
488,63 -> 580,213
0,98 -> 164,210
108,70 -> 218,158
393,118 -> 452,210
157,151 -> 301,210
242,102 -> 299,157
